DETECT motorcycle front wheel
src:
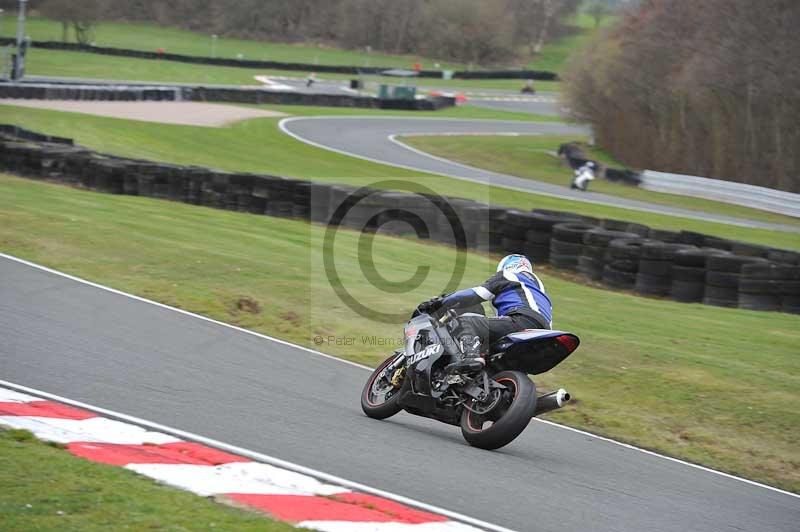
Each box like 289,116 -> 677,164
361,353 -> 404,419
460,370 -> 537,450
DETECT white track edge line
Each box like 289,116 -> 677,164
2,252 -> 799,500
276,117 -> 782,231
0,253 -> 370,372
0,379 -> 511,532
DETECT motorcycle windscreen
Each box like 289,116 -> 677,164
490,330 -> 579,375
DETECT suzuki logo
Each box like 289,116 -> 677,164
409,344 -> 443,365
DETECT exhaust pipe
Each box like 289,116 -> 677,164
533,388 -> 570,416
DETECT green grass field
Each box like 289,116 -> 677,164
1,174 -> 797,492
527,12 -> 617,72
23,48 -> 562,92
400,134 -> 800,229
14,16 -> 465,70
1,103 -> 796,251
0,428 -> 296,530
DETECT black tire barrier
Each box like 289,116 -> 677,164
531,208 -> 592,223
580,244 -> 608,259
703,255 -> 768,308
550,239 -> 583,256
639,259 -> 673,276
670,280 -> 705,302
577,255 -> 604,280
603,168 -> 642,186
524,243 -> 551,263
600,219 -> 649,236
4,124 -> 798,314
607,238 -> 650,261
703,284 -> 739,307
524,229 -> 553,245
502,236 -> 527,254
782,295 -> 800,314
739,263 -> 800,314
602,265 -> 636,289
640,242 -> 696,261
633,243 -> 697,297
583,228 -> 641,247
552,222 -> 598,243
672,265 -> 706,282
674,247 -> 731,268
703,236 -> 734,251
706,271 -> 741,288
0,84 -> 453,110
549,253 -> 580,271
706,254 -> 769,273
738,292 -> 782,311
767,248 -> 800,265
677,231 -> 709,247
635,272 -> 672,296
606,259 -> 638,273
731,241 -> 772,258
741,263 -> 800,280
647,228 -> 681,243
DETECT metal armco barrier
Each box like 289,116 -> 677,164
640,170 -> 800,218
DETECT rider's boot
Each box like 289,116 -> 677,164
446,335 -> 485,374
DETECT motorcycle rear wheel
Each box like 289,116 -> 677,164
460,370 -> 536,450
361,354 -> 404,419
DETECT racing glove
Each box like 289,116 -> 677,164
417,295 -> 444,315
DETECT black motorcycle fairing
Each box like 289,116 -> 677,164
488,331 -> 579,375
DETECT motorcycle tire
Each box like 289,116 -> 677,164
460,371 -> 537,450
361,354 -> 404,420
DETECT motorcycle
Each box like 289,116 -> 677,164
361,309 -> 580,449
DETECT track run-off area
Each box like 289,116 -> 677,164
1,254 -> 798,532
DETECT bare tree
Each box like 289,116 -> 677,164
564,0 -> 800,192
41,0 -> 105,44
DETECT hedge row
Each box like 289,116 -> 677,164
0,83 -> 455,110
0,37 -> 557,81
1,126 -> 797,314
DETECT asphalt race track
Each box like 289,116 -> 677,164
2,256 -> 798,532
281,116 -> 799,233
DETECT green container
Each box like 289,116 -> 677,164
378,84 -> 417,100
393,86 -> 417,100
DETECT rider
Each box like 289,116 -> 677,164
417,254 -> 552,374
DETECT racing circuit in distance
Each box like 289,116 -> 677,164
2,3 -> 799,530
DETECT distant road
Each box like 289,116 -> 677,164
280,116 -> 799,233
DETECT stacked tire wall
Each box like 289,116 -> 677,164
1,125 -> 798,315
0,83 -> 456,110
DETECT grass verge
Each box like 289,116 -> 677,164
400,134 -> 800,229
1,173 -> 798,492
0,428 -> 297,530
1,103 -> 796,250
23,48 -> 562,92
17,16 -> 466,70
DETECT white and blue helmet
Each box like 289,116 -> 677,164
497,254 -> 533,274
